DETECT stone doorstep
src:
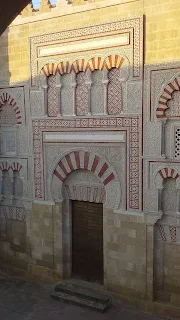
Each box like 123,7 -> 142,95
51,291 -> 109,313
51,280 -> 112,312
55,282 -> 111,304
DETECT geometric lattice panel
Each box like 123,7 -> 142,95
166,91 -> 180,118
91,70 -> 104,115
76,72 -> 88,116
47,75 -> 59,117
175,128 -> 180,159
0,104 -> 17,125
108,68 -> 122,115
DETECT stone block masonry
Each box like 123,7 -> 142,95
0,0 -> 180,319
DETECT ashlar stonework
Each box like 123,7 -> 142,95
0,2 -> 180,319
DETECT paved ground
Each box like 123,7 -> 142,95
0,272 -> 165,320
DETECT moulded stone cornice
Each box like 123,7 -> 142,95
12,0 -> 139,25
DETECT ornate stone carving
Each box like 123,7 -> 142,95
52,149 -> 119,209
65,185 -> 106,203
33,116 -> 140,210
108,68 -> 122,115
157,75 -> 180,119
0,205 -> 26,221
31,17 -> 143,87
0,93 -> 22,125
47,75 -> 59,117
166,91 -> 180,118
76,72 -> 88,116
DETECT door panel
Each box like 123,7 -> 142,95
72,201 -> 103,284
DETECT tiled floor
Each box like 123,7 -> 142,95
0,273 -> 165,320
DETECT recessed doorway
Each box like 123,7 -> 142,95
72,200 -> 103,285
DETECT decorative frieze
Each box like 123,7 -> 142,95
0,205 -> 26,221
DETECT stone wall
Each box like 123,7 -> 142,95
0,1 -> 180,319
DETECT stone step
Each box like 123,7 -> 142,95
55,282 -> 111,305
51,291 -> 109,313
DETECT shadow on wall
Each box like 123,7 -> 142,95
0,27 -> 28,273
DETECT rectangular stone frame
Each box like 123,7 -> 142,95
33,116 -> 140,210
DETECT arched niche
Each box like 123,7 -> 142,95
51,149 -> 121,210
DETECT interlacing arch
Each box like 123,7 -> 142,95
57,61 -> 71,75
40,55 -> 125,79
71,59 -> 88,73
40,63 -> 58,77
103,55 -> 125,70
87,57 -> 104,71
0,92 -> 22,125
156,76 -> 180,118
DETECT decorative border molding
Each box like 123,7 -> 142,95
32,116 -> 140,210
65,184 -> 106,204
0,205 -> 26,221
156,224 -> 179,243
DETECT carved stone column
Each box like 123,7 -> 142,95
86,70 -> 92,116
102,69 -> 109,115
12,172 -> 16,200
158,187 -> 163,213
71,71 -> 77,116
43,85 -> 48,117
56,74 -> 62,117
0,171 -> 4,200
161,119 -> 167,157
176,189 -> 180,215
145,212 -> 162,301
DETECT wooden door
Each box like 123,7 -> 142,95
72,201 -> 103,284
